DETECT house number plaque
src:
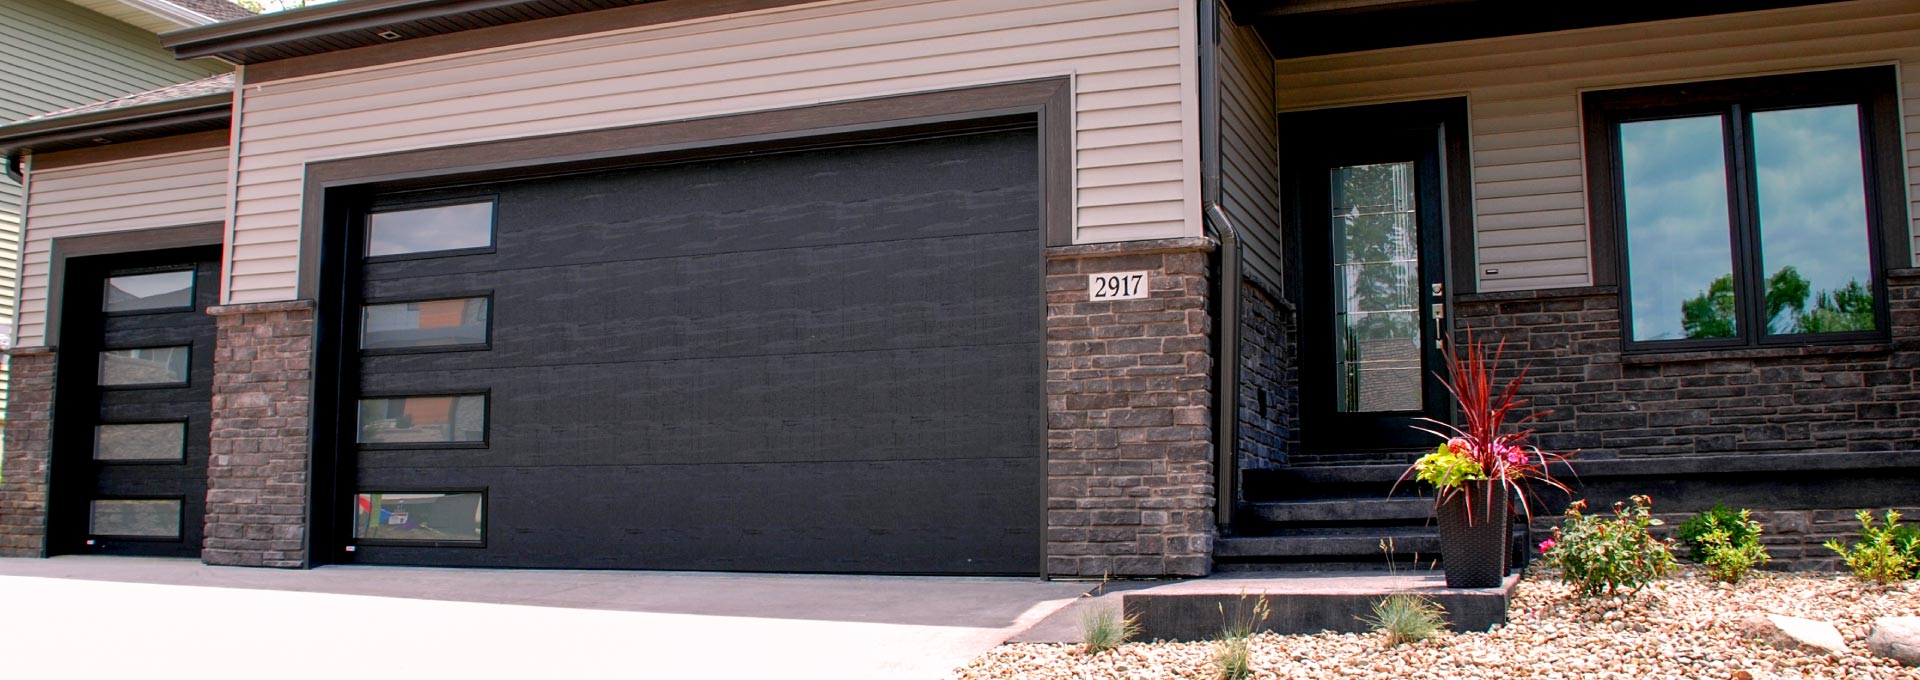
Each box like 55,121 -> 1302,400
1089,271 -> 1151,301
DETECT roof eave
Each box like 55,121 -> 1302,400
161,0 -> 526,61
0,92 -> 233,182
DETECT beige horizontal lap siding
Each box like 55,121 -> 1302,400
229,0 -> 1199,303
1274,0 -> 1920,293
14,148 -> 229,348
1216,9 -> 1281,290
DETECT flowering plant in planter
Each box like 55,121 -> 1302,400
1398,332 -> 1576,587
1399,332 -> 1574,521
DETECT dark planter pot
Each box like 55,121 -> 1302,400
1435,480 -> 1510,588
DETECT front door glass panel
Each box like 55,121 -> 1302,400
1330,162 -> 1423,413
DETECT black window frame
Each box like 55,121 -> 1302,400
362,195 -> 499,262
96,343 -> 193,389
1584,66 -> 1909,353
100,265 -> 199,316
348,488 -> 488,548
353,389 -> 491,450
91,419 -> 191,464
358,292 -> 495,355
87,496 -> 187,542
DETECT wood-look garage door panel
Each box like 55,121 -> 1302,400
359,343 -> 1040,468
350,127 -> 1043,574
361,231 -> 1039,373
352,456 -> 1041,572
361,130 -> 1040,284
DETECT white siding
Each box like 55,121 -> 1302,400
229,0 -> 1201,303
1216,7 -> 1280,290
1273,0 -> 1920,292
15,148 -> 229,347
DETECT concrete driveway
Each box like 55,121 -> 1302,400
0,556 -> 1091,680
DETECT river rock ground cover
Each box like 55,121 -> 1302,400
949,568 -> 1920,680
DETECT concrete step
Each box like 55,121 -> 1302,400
1238,497 -> 1436,525
1241,465 -> 1419,501
1216,526 -> 1440,560
1122,571 -> 1521,641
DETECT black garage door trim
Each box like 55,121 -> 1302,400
307,80 -> 1069,574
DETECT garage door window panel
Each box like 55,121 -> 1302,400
98,345 -> 191,387
103,268 -> 196,314
94,421 -> 188,462
89,498 -> 184,540
357,394 -> 488,447
361,295 -> 491,352
366,199 -> 496,260
353,492 -> 485,546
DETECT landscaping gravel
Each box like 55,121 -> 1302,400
949,568 -> 1920,679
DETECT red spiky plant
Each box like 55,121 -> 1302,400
1398,330 -> 1575,523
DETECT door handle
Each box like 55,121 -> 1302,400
1430,303 -> 1446,349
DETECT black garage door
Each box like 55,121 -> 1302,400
51,247 -> 221,558
338,126 -> 1044,574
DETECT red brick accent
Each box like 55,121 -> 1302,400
1045,237 -> 1216,577
0,350 -> 56,557
204,301 -> 314,568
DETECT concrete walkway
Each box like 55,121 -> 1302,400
0,556 -> 1091,680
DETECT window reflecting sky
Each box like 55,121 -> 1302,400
1753,105 -> 1874,334
367,202 -> 493,257
1621,115 -> 1735,341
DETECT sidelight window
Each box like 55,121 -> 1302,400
1587,67 -> 1903,350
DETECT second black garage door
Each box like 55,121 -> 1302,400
337,126 -> 1044,574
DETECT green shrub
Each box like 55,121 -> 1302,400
1078,606 -> 1140,654
1677,503 -> 1762,562
1677,505 -> 1770,583
1360,593 -> 1447,647
1826,510 -> 1918,584
1700,525 -> 1770,584
1542,495 -> 1676,597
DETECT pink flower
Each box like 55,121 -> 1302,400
1538,538 -> 1557,554
1447,437 -> 1473,455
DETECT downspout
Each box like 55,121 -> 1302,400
1197,0 -> 1241,529
3,150 -> 22,184
1205,204 -> 1241,530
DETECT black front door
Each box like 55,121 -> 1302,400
50,247 -> 221,557
1292,108 -> 1453,452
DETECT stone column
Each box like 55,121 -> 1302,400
1044,237 -> 1216,577
204,300 -> 315,568
0,349 -> 57,557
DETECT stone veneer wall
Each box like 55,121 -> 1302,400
1454,270 -> 1920,457
1238,281 -> 1293,470
0,350 -> 56,557
1045,237 -> 1216,577
203,301 -> 314,568
1464,271 -> 1920,572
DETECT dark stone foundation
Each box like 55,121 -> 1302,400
1044,237 -> 1216,577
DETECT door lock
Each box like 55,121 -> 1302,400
1431,283 -> 1444,298
1431,303 -> 1446,349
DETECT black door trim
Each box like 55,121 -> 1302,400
1282,98 -> 1472,452
299,77 -> 1075,300
43,222 -> 224,350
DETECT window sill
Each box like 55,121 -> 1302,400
1619,342 -> 1891,365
